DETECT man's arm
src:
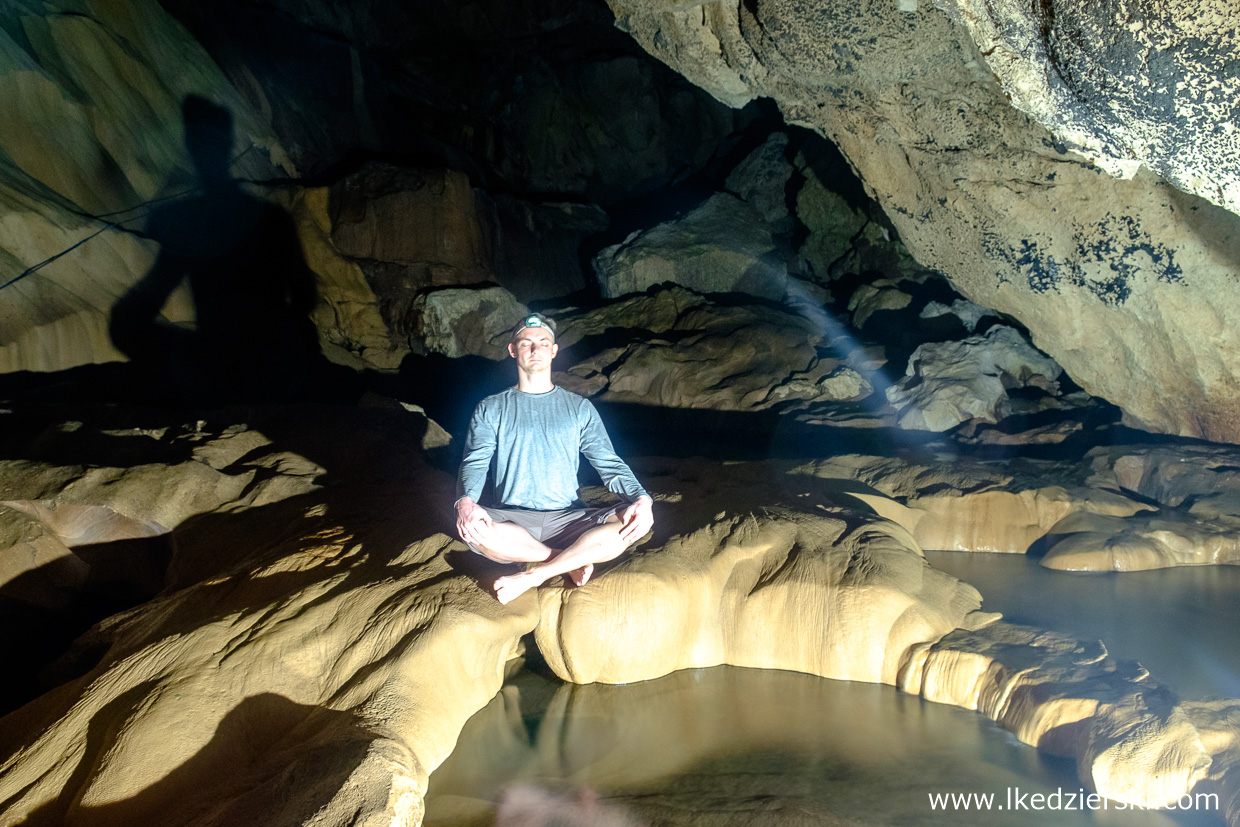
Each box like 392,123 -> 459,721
456,401 -> 498,543
578,401 -> 647,501
578,400 -> 653,544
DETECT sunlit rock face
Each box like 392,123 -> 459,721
607,0 -> 1240,444
0,0 -> 288,374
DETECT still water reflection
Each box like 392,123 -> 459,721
426,662 -> 1220,826
925,551 -> 1240,702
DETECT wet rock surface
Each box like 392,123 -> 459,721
1,400 -> 1238,826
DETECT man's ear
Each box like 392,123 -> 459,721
551,342 -> 559,357
508,341 -> 517,358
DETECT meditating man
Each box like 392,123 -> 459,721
455,313 -> 654,604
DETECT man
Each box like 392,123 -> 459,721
455,313 -> 654,604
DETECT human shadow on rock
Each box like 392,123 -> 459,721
109,95 -> 324,407
17,691 -> 374,827
0,534 -> 172,716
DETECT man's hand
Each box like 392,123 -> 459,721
618,495 -> 654,546
456,497 -> 494,547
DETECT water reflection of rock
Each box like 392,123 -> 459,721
428,666 -> 1192,827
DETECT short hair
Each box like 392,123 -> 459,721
511,312 -> 557,341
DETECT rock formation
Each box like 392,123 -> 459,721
552,285 -> 871,411
3,406 -> 1239,826
593,193 -> 787,301
606,0 -> 1240,444
886,325 -> 1062,432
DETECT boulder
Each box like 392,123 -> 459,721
410,286 -> 526,361
554,287 -> 870,410
885,326 -> 1063,431
592,193 -> 787,301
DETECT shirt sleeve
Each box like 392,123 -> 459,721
456,400 -> 497,503
578,400 -> 648,502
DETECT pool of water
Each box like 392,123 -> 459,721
925,551 -> 1240,702
425,553 -> 1235,826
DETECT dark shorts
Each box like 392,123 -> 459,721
469,503 -> 621,554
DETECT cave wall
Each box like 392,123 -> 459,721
0,0 -> 748,377
606,0 -> 1240,443
0,0 -> 288,373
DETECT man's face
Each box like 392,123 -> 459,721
509,327 -> 558,371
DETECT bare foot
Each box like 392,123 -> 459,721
494,570 -> 543,604
570,563 -> 594,587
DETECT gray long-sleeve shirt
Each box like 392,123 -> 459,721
456,386 -> 647,509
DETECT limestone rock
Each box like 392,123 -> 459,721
483,196 -> 609,302
724,132 -> 794,235
793,152 -> 868,281
790,453 -> 1151,555
1029,443 -> 1240,571
327,165 -> 492,289
847,282 -> 913,329
606,0 -> 1240,443
534,479 -> 986,687
886,326 -> 1063,431
555,287 -> 869,410
592,193 -> 787,301
0,492 -> 535,827
410,286 -> 526,361
1040,511 -> 1240,572
919,298 -> 991,333
938,0 -> 1240,215
903,621 -> 1214,810
0,0 -> 288,375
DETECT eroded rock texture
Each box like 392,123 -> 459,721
607,0 -> 1240,443
2,409 -> 1238,825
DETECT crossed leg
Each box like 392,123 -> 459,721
493,516 -> 629,605
468,520 -> 555,564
